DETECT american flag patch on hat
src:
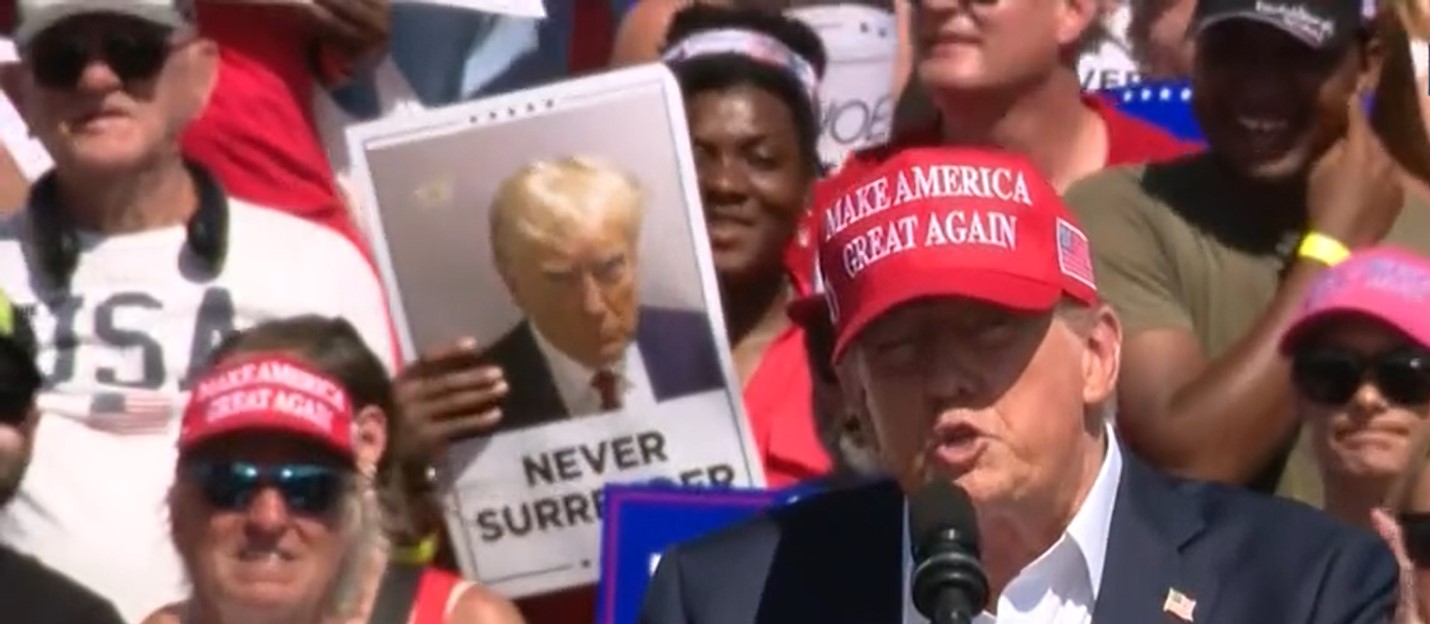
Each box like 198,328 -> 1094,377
1056,218 -> 1096,290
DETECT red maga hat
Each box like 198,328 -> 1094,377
179,354 -> 357,460
802,147 -> 1099,362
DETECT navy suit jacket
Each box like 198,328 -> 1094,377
640,449 -> 1396,624
483,306 -> 725,431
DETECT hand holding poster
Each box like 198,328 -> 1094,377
789,4 -> 899,170
343,65 -> 765,599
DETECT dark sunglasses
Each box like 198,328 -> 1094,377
1400,513 -> 1430,567
186,461 -> 348,515
1290,348 -> 1430,406
29,25 -> 175,90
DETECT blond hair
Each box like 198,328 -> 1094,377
489,156 -> 645,271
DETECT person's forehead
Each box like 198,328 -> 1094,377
689,86 -> 794,127
1298,314 -> 1420,351
520,213 -> 632,251
862,297 -> 1042,334
187,432 -> 346,465
41,13 -> 170,39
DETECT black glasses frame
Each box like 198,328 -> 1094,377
1290,347 -> 1430,406
184,460 -> 350,516
28,21 -> 176,90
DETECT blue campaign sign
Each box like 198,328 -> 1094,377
1100,79 -> 1203,143
597,483 -> 803,624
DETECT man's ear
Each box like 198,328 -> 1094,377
1059,0 -> 1104,49
179,38 -> 220,126
352,405 -> 388,479
1080,305 -> 1122,409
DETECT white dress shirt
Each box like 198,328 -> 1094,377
530,325 -> 658,416
903,427 -> 1124,624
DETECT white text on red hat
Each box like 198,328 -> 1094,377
193,359 -> 349,414
824,164 -> 1032,279
822,164 -> 1034,240
202,386 -> 338,433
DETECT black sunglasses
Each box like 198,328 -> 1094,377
1291,348 -> 1430,407
29,24 -> 175,90
186,461 -> 348,516
1400,513 -> 1430,567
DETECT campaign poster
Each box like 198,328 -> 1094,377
597,484 -> 792,624
344,64 -> 766,598
789,4 -> 899,170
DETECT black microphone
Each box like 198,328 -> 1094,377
908,481 -> 989,624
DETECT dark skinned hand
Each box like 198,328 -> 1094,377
395,337 -> 509,459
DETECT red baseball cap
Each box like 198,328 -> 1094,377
812,147 -> 1099,361
179,354 -> 357,460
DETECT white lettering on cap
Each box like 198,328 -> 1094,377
201,386 -> 337,432
838,210 -> 1019,279
194,359 -> 349,413
203,387 -> 274,424
822,164 -> 1034,241
1254,1 -> 1335,46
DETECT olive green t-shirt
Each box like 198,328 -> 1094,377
1063,152 -> 1430,506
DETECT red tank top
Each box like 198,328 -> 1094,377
411,567 -> 463,624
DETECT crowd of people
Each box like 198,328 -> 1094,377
1,0 -> 1430,622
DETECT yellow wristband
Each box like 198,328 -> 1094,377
392,533 -> 439,565
1297,232 -> 1351,266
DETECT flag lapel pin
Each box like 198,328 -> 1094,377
1162,588 -> 1196,622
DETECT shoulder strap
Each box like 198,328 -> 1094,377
412,567 -> 463,624
369,561 -> 423,624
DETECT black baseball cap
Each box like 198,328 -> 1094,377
1193,0 -> 1369,48
0,288 -> 41,418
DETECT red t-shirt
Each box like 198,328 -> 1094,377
742,319 -> 831,489
783,95 -> 1198,288
182,3 -> 364,249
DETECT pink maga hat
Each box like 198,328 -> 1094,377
798,147 -> 1099,362
1281,245 -> 1430,353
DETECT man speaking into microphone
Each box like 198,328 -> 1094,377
639,148 -> 1396,623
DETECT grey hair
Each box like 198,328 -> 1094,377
322,475 -> 387,620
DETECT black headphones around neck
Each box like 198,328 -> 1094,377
26,160 -> 230,290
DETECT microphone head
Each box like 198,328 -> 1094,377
907,481 -> 989,619
908,481 -> 980,559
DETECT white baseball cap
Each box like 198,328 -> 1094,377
15,0 -> 194,48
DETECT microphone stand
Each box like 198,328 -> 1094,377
933,609 -> 975,624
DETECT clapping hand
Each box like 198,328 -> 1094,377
1372,508 -> 1428,624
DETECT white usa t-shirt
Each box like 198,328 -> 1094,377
0,198 -> 396,623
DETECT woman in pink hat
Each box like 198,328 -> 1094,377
1282,245 -> 1430,622
1281,245 -> 1430,527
